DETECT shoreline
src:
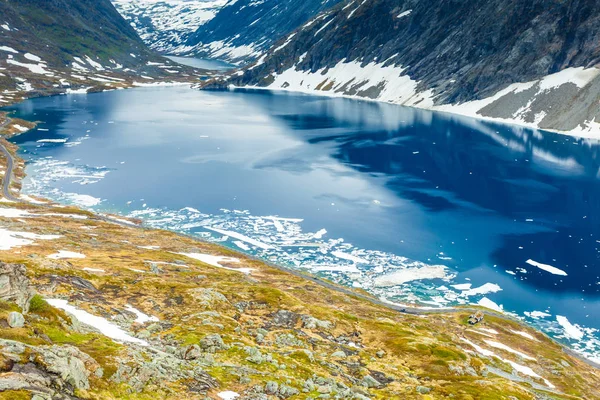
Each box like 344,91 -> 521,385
1,87 -> 599,372
220,84 -> 600,142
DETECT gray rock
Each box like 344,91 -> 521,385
278,384 -> 300,398
184,344 -> 202,360
190,288 -> 229,306
361,375 -> 381,388
301,315 -> 333,330
0,263 -> 35,313
376,350 -> 385,358
330,351 -> 346,358
269,310 -> 300,328
265,380 -> 279,394
7,311 -> 24,328
199,333 -> 227,353
416,386 -> 432,394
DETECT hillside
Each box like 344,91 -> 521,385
111,0 -> 228,54
184,0 -> 343,65
0,0 -> 210,105
223,0 -> 600,137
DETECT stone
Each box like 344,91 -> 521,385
330,351 -> 346,358
416,386 -> 432,394
301,315 -> 333,330
199,334 -> 227,353
0,263 -> 35,313
265,380 -> 279,394
184,344 -> 202,360
269,310 -> 300,328
7,312 -> 24,328
361,375 -> 381,388
376,350 -> 385,358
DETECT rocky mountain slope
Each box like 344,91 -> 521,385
0,0 -> 211,105
222,0 -> 600,137
0,119 -> 599,398
111,0 -> 228,55
185,0 -> 343,65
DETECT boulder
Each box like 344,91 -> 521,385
199,333 -> 228,353
7,312 -> 24,328
416,386 -> 432,394
0,263 -> 35,313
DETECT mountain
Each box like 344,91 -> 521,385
0,0 -> 207,105
223,0 -> 600,137
111,0 -> 228,54
185,0 -> 343,65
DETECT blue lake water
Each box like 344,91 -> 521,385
4,86 -> 600,363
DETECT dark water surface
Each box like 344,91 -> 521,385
5,86 -> 600,362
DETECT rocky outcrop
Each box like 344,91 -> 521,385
0,338 -> 101,398
0,263 -> 35,313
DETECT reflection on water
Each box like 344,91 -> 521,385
5,86 -> 600,363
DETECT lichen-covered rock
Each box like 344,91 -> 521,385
7,311 -> 25,328
301,314 -> 333,330
0,263 -> 35,313
269,310 -> 300,328
416,385 -> 432,394
36,344 -> 101,390
199,333 -> 228,353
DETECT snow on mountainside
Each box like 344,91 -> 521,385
0,0 -> 209,105
112,0 -> 228,54
184,0 -> 343,65
221,0 -> 600,138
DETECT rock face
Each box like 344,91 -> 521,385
185,0 -> 343,64
224,0 -> 600,136
0,339 -> 101,397
0,263 -> 35,313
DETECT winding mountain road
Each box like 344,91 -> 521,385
0,115 -> 20,202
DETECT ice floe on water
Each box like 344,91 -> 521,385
525,259 -> 568,276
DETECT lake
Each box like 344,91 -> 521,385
5,85 -> 600,364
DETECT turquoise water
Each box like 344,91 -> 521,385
5,86 -> 600,364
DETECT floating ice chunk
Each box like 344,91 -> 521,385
125,305 -> 159,324
47,250 -> 86,260
461,283 -> 502,296
477,297 -> 503,312
451,283 -> 472,290
46,299 -> 148,346
526,259 -> 567,276
37,138 -> 67,143
206,226 -> 272,249
331,250 -> 368,264
556,315 -> 584,340
374,265 -> 449,287
525,310 -> 551,319
233,240 -> 250,250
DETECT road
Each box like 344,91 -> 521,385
0,115 -> 21,202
